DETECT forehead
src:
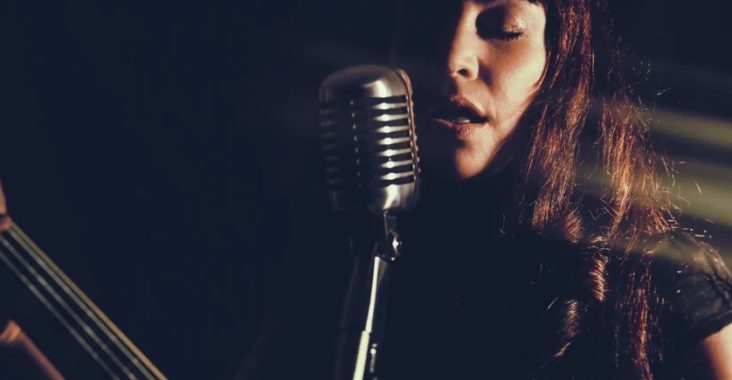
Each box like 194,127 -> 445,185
395,0 -> 538,20
397,0 -> 534,11
398,0 -> 526,4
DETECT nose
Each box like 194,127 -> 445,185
445,11 -> 480,81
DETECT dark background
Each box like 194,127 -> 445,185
2,0 -> 731,378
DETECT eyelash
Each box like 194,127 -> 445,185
481,30 -> 524,41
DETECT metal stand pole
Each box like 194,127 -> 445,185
333,214 -> 401,380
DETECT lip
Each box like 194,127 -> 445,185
430,118 -> 487,138
427,95 -> 489,138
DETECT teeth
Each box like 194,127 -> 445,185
452,117 -> 472,124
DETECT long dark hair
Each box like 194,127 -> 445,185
516,0 -> 674,378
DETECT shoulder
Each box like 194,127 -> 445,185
646,231 -> 732,356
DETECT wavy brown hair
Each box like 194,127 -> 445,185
516,0 -> 674,378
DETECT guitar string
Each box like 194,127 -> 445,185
3,224 -> 165,379
7,225 -> 161,379
0,233 -> 125,379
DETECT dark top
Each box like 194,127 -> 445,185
650,232 -> 732,356
243,174 -> 732,379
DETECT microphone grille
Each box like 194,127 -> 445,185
319,65 -> 420,214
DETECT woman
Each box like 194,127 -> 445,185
239,0 -> 732,379
387,0 -> 732,378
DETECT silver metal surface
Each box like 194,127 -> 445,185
319,65 -> 420,215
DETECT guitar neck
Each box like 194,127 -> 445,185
0,223 -> 167,379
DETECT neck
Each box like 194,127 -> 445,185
418,162 -> 520,213
0,223 -> 166,379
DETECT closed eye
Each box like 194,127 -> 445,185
475,7 -> 525,42
478,29 -> 524,41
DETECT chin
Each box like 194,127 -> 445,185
417,124 -> 503,180
449,160 -> 493,180
422,147 -> 497,181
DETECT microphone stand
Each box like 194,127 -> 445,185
333,213 -> 401,380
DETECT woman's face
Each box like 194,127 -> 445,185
391,0 -> 547,179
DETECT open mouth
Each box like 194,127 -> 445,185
429,102 -> 488,125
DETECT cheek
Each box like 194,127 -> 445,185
486,42 -> 546,122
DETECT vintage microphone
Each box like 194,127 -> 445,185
319,65 -> 420,380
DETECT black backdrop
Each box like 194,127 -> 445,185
2,0 -> 732,378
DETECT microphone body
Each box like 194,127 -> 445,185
319,65 -> 420,380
